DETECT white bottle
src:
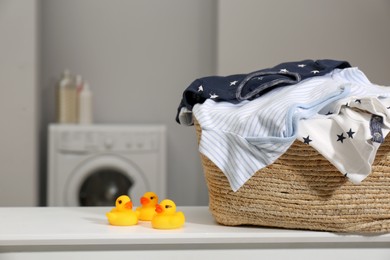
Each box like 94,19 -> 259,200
57,70 -> 77,124
75,75 -> 83,122
78,82 -> 93,124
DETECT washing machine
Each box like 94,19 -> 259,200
47,124 -> 166,206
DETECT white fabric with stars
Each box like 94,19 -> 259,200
298,97 -> 390,183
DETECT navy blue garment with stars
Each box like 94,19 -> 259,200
176,59 -> 351,124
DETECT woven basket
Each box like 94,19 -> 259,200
195,119 -> 390,233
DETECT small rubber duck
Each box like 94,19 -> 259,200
106,195 -> 138,226
136,191 -> 159,221
151,199 -> 185,229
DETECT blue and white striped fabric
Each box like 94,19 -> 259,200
193,68 -> 390,191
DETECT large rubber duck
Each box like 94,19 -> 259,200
151,199 -> 185,229
136,191 -> 159,221
106,195 -> 139,226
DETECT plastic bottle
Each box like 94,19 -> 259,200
78,81 -> 93,124
57,70 -> 77,124
75,75 -> 83,122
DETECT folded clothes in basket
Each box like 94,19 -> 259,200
177,61 -> 390,192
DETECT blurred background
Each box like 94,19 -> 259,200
1,0 -> 390,206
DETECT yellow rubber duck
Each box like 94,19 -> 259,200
151,199 -> 185,229
136,191 -> 159,221
106,195 -> 139,226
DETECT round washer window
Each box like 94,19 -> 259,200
79,169 -> 133,206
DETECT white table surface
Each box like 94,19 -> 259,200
1,206 -> 390,247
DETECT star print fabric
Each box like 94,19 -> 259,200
298,99 -> 390,184
176,59 -> 350,125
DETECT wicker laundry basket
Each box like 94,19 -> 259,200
194,119 -> 390,233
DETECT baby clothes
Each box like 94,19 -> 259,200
176,59 -> 350,125
193,67 -> 390,191
194,73 -> 350,191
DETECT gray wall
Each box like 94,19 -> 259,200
0,0 -> 39,206
40,0 -> 217,206
218,0 -> 390,84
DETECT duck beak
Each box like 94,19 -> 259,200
125,201 -> 133,209
155,204 -> 163,213
140,197 -> 149,205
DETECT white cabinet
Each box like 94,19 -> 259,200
1,207 -> 390,259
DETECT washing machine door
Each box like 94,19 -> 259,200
65,155 -> 150,206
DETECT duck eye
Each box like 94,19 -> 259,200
118,200 -> 122,204
165,205 -> 172,209
150,196 -> 155,200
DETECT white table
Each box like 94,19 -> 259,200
1,207 -> 390,259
